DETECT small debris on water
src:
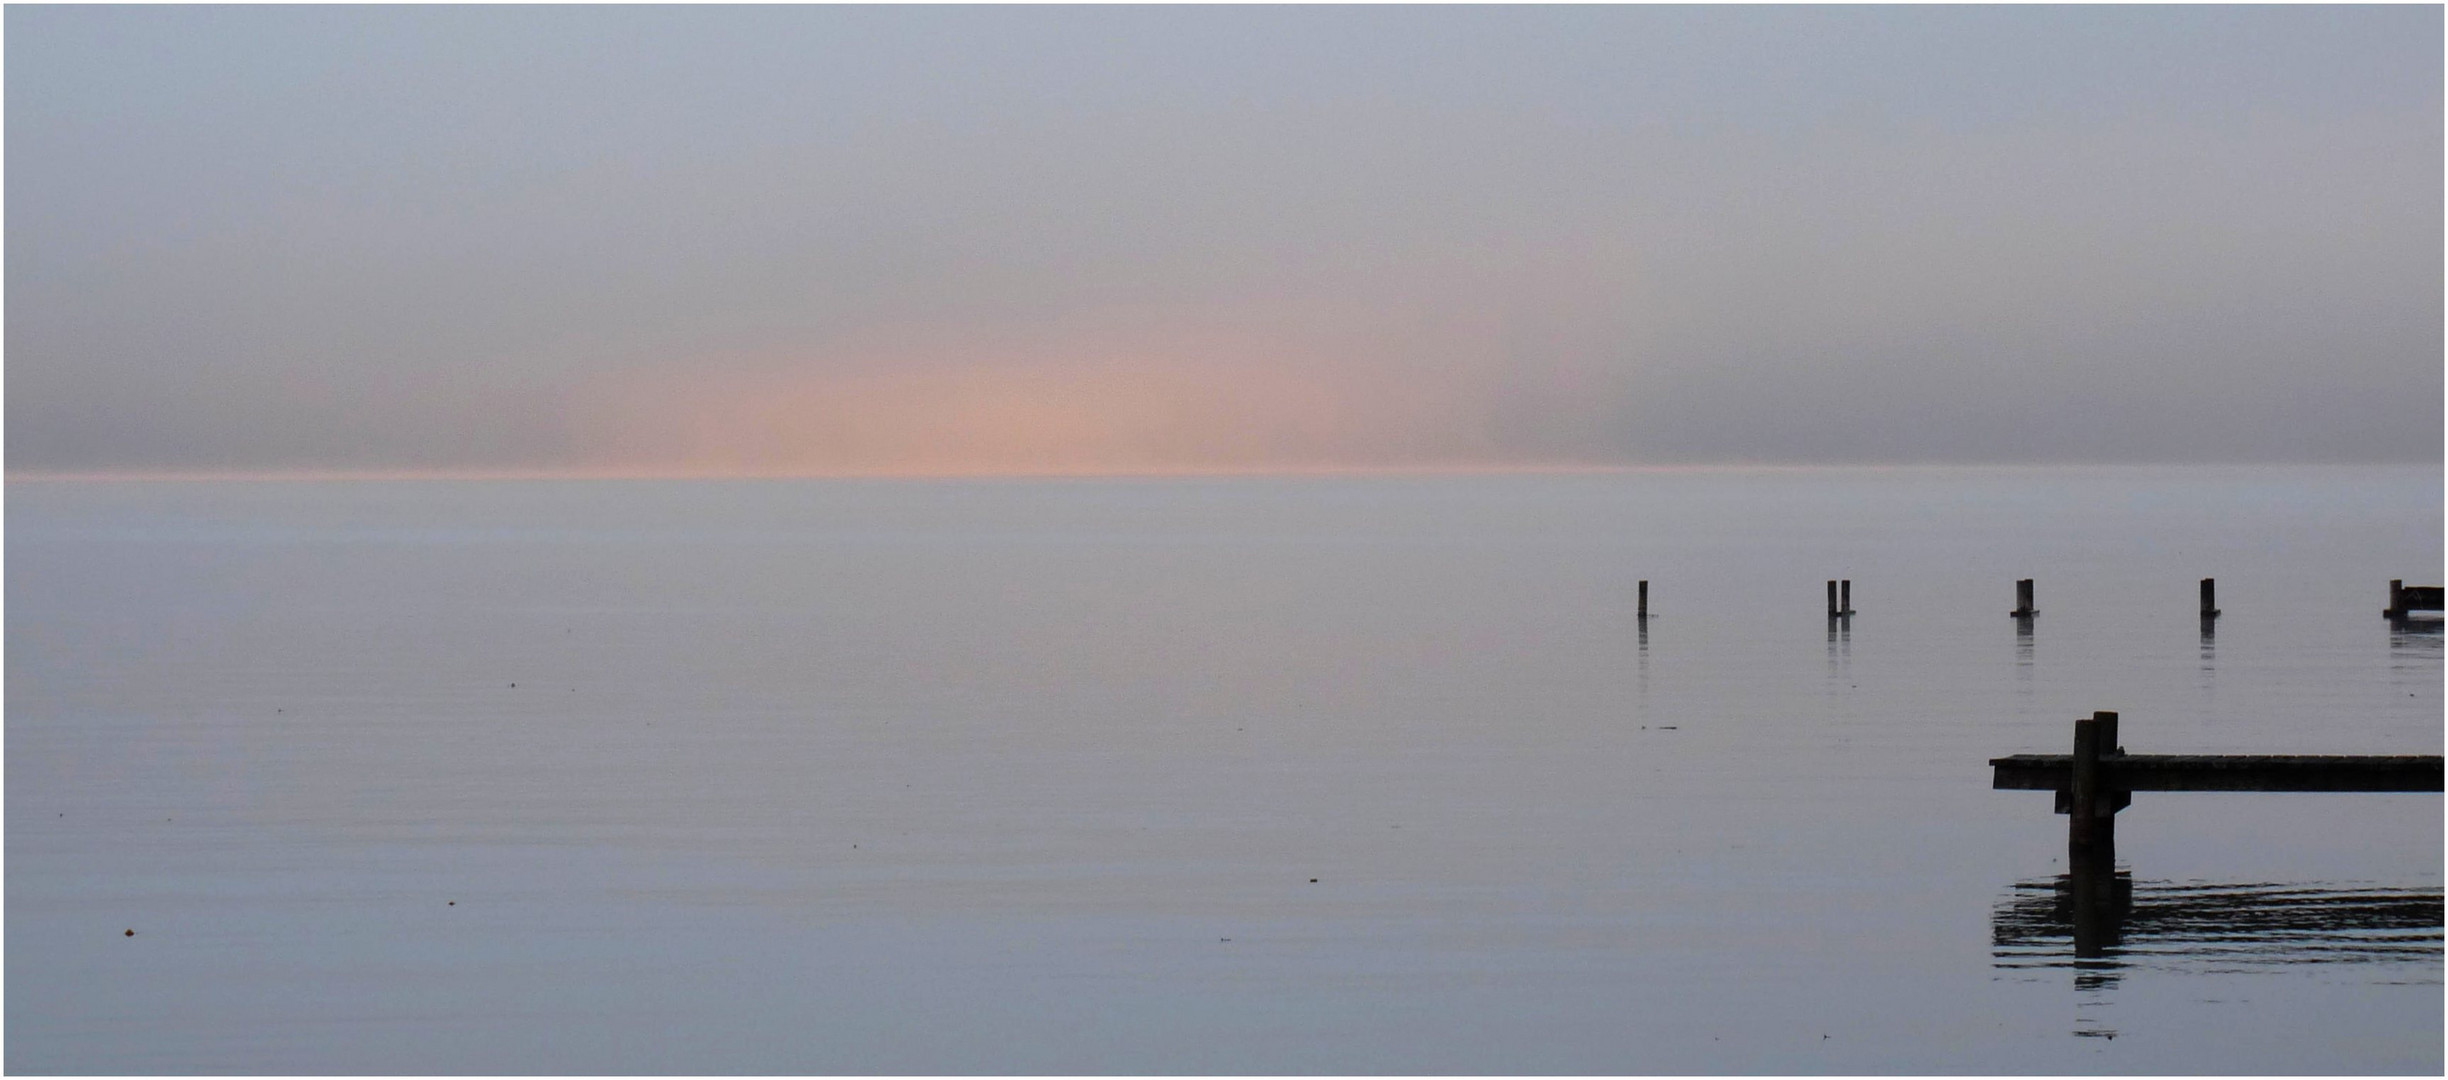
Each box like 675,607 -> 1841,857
1309,878 -> 1318,883
1658,725 -> 1678,730
124,929 -> 134,937
447,901 -> 454,906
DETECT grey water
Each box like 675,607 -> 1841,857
8,466 -> 2440,1074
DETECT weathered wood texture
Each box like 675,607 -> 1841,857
1993,753 -> 2444,793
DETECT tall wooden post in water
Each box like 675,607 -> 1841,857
2067,711 -> 2120,855
1827,580 -> 1839,618
1638,580 -> 1648,620
2200,578 -> 2220,619
2012,579 -> 2035,618
1840,580 -> 1853,616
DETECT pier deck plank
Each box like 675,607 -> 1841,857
1992,753 -> 2443,793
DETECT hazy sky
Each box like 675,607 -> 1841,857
8,6 -> 2440,475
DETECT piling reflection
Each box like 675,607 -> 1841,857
1635,617 -> 1649,697
2196,615 -> 2216,693
1994,858 -> 2443,1038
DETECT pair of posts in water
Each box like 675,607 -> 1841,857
2013,578 -> 2221,620
1630,580 -> 1855,619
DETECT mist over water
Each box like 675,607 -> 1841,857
7,466 -> 2438,1073
9,6 -> 2441,474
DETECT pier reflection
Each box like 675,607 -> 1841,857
2388,614 -> 2443,662
1993,858 -> 2442,1038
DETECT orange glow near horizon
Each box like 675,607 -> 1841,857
12,295 -> 1667,481
5,461 -> 1660,483
559,316 -> 1533,478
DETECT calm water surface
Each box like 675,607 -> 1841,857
8,467 -> 2441,1073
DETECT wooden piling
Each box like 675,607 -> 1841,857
1840,579 -> 1853,616
1827,580 -> 1839,618
2199,578 -> 2219,619
2068,713 -> 2115,853
2389,579 -> 2404,618
2012,579 -> 2035,618
1638,580 -> 1648,619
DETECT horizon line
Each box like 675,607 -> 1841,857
9,459 -> 2439,483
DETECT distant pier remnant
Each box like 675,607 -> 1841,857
2011,579 -> 2036,619
1638,580 -> 1649,620
2199,578 -> 2220,619
2384,580 -> 2443,620
1826,579 -> 1855,618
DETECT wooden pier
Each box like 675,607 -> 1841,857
1992,712 -> 2441,962
1992,712 -> 2443,852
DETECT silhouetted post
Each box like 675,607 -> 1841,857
2387,579 -> 2406,619
1827,580 -> 1839,618
1638,580 -> 1648,619
2068,713 -> 2115,854
1840,579 -> 1853,616
2012,579 -> 2035,618
2199,578 -> 2219,619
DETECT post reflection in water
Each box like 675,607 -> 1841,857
2014,612 -> 2035,682
1825,614 -> 1850,682
1634,616 -> 1649,699
2197,615 -> 2216,684
1993,856 -> 2445,1040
